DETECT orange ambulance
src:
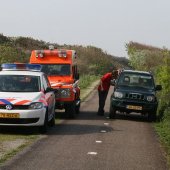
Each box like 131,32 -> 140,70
30,46 -> 80,118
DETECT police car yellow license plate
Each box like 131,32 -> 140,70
0,113 -> 20,118
126,105 -> 142,110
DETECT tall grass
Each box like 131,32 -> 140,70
79,74 -> 100,89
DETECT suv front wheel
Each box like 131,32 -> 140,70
109,105 -> 116,119
148,112 -> 157,122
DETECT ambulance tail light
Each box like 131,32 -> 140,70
1,63 -> 42,71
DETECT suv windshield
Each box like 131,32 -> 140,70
41,64 -> 71,76
117,72 -> 154,90
0,75 -> 40,92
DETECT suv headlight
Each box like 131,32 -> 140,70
146,96 -> 155,102
61,89 -> 70,97
29,102 -> 43,109
114,92 -> 123,99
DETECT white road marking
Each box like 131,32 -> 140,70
96,140 -> 102,143
87,152 -> 97,155
104,122 -> 109,126
100,130 -> 107,133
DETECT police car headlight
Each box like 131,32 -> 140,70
114,92 -> 123,98
60,89 -> 70,97
147,96 -> 155,102
29,102 -> 43,109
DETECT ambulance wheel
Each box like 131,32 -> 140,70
65,103 -> 76,118
75,102 -> 80,114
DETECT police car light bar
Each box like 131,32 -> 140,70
1,63 -> 42,71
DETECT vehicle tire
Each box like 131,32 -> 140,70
49,106 -> 55,127
75,99 -> 81,114
109,104 -> 116,119
148,112 -> 157,122
65,102 -> 76,118
39,110 -> 48,134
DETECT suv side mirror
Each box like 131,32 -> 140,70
155,85 -> 162,91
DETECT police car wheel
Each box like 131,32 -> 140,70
39,111 -> 48,134
49,108 -> 55,127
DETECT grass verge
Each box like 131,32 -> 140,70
154,120 -> 170,166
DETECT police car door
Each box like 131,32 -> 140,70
42,75 -> 55,119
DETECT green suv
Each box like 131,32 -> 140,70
109,70 -> 162,121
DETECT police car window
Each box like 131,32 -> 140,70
0,75 -> 40,92
44,75 -> 51,87
42,75 -> 50,90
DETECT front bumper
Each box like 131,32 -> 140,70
110,97 -> 158,113
0,108 -> 46,126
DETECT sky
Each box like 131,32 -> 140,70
0,0 -> 170,57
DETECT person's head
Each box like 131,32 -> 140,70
111,70 -> 119,79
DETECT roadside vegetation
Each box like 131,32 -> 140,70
126,41 -> 170,162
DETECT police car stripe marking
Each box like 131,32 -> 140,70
0,99 -> 11,105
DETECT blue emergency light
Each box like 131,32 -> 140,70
1,63 -> 42,71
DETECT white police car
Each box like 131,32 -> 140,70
0,63 -> 56,133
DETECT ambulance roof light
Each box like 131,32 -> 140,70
1,63 -> 42,71
35,50 -> 44,58
58,50 -> 67,58
49,45 -> 54,50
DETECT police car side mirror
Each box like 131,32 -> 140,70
45,87 -> 54,93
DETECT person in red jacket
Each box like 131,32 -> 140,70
97,70 -> 119,116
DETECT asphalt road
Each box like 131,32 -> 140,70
0,87 -> 168,170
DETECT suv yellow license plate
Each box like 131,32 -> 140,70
126,105 -> 142,110
0,113 -> 20,118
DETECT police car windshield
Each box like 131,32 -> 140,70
41,64 -> 71,76
0,75 -> 40,92
117,72 -> 155,89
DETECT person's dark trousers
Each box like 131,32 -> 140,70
97,90 -> 108,115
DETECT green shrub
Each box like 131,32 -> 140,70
79,74 -> 99,89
